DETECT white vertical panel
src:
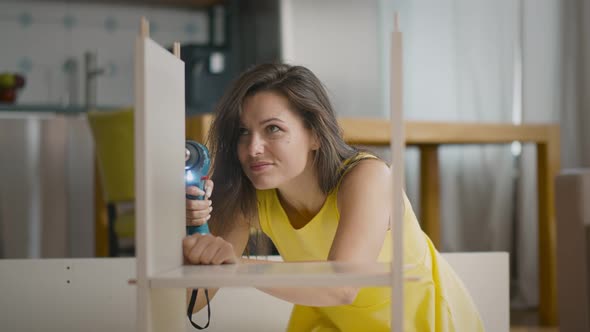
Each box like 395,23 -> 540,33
134,32 -> 186,331
390,13 -> 404,332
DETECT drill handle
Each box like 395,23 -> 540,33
186,178 -> 210,235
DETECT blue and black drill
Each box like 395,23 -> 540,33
185,140 -> 211,235
185,141 -> 214,329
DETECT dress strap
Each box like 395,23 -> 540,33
336,152 -> 381,190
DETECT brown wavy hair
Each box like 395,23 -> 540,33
207,64 -> 358,236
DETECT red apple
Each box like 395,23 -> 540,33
0,88 -> 16,103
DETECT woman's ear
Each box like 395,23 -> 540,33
311,131 -> 320,151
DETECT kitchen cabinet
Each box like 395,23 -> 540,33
0,105 -> 102,259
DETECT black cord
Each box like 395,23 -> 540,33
187,288 -> 210,329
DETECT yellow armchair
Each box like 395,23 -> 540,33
87,108 -> 135,256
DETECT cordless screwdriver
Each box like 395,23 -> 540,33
185,140 -> 211,235
185,140 -> 213,329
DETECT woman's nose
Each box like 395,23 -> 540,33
248,135 -> 264,156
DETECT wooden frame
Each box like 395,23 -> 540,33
134,18 -> 408,331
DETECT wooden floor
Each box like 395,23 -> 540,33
511,327 -> 558,332
510,309 -> 559,332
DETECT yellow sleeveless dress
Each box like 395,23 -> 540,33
256,154 -> 485,332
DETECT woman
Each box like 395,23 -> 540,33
184,63 -> 484,331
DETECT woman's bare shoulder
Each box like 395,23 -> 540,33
338,158 -> 391,199
342,158 -> 390,183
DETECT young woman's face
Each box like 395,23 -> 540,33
237,91 -> 318,190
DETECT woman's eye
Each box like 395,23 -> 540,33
268,125 -> 280,133
239,128 -> 249,136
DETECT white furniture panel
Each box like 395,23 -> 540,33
0,258 -> 136,332
0,254 -> 509,332
443,252 -> 510,332
134,28 -> 186,332
150,261 -> 421,288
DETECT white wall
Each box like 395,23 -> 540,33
280,0 -> 384,118
0,1 -> 210,258
0,1 -> 209,106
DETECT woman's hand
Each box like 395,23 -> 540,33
185,179 -> 214,228
183,233 -> 238,265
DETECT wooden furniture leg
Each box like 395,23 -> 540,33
94,159 -> 109,257
537,128 -> 560,326
419,144 -> 441,248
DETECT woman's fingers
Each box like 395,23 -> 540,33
204,179 -> 214,198
183,234 -> 236,265
186,186 -> 205,197
186,200 -> 212,226
214,240 -> 236,264
187,216 -> 210,226
183,234 -> 198,251
182,179 -> 223,265
185,180 -> 214,224
183,234 -> 208,263
186,189 -> 212,223
199,238 -> 222,264
186,196 -> 211,211
188,234 -> 215,258
186,202 -> 212,217
186,180 -> 214,198
186,197 -> 211,210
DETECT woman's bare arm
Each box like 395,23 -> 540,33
187,215 -> 250,313
252,160 -> 392,306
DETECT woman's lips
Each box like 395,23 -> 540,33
250,162 -> 273,172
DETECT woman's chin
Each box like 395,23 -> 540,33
249,178 -> 277,190
252,182 -> 275,190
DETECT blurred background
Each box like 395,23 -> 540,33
0,0 -> 588,330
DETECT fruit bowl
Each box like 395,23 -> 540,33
0,73 -> 26,104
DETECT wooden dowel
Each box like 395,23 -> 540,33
140,17 -> 149,38
390,10 -> 404,332
173,42 -> 181,58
